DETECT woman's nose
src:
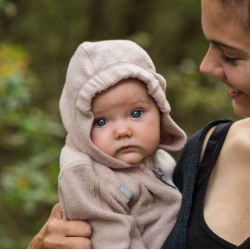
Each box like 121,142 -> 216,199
114,124 -> 132,140
200,44 -> 224,78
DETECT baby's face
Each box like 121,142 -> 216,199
91,78 -> 161,164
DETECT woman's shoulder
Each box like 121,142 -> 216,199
173,119 -> 233,192
226,118 -> 250,151
185,119 -> 232,149
199,118 -> 250,166
181,119 -> 233,166
176,119 -> 237,171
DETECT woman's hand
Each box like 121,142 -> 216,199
27,203 -> 92,249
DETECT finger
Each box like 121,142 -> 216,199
46,219 -> 92,238
50,203 -> 64,220
62,220 -> 92,238
64,237 -> 92,249
44,236 -> 91,249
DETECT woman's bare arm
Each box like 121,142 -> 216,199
27,203 -> 92,249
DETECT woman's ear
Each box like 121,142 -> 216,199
160,128 -> 174,145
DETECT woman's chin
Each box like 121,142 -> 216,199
233,102 -> 250,118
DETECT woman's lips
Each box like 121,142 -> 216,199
227,89 -> 243,99
223,83 -> 243,98
226,84 -> 240,93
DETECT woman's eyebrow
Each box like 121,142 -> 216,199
202,32 -> 245,52
210,38 -> 245,52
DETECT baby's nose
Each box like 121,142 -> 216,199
114,125 -> 132,139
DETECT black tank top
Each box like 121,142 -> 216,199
186,122 -> 236,249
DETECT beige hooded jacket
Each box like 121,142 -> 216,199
58,40 -> 186,249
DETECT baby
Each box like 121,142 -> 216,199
58,40 -> 186,249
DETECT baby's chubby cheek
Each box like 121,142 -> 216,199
143,124 -> 161,142
145,129 -> 160,144
90,130 -> 114,157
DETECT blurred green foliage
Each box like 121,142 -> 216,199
0,42 -> 65,247
0,0 -> 241,248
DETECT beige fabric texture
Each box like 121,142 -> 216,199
58,40 -> 186,248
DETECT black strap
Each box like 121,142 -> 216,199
195,122 -> 233,191
238,237 -> 250,248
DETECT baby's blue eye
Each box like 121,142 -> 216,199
131,110 -> 143,118
95,119 -> 108,127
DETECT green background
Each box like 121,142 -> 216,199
0,0 -> 241,248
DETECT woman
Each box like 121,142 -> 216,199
28,0 -> 250,248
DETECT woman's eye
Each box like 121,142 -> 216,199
131,110 -> 143,118
221,54 -> 238,65
95,119 -> 108,127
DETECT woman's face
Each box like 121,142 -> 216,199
201,0 -> 250,117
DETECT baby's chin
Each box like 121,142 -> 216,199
116,153 -> 146,164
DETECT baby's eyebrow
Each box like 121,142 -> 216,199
92,99 -> 151,115
129,100 -> 151,105
92,108 -> 108,116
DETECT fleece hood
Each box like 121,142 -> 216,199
59,40 -> 186,169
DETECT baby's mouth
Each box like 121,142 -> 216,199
226,85 -> 240,93
120,146 -> 135,151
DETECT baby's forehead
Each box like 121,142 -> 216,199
93,78 -> 149,100
91,78 -> 156,113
